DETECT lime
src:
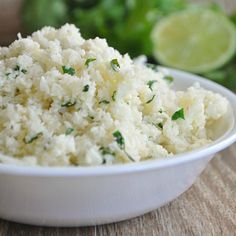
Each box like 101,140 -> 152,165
151,9 -> 236,73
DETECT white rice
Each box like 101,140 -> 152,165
0,24 -> 229,166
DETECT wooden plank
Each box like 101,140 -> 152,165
0,0 -> 235,235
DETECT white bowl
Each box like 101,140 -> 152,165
0,68 -> 236,227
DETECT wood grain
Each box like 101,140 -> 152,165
0,0 -> 236,235
0,145 -> 235,236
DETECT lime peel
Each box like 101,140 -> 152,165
152,9 -> 236,73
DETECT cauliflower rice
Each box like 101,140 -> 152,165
0,24 -> 229,166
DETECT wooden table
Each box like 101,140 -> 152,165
0,145 -> 235,235
0,0 -> 236,235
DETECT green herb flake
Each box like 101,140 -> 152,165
21,69 -> 27,74
110,59 -> 120,71
112,130 -> 135,162
157,123 -> 163,129
146,95 -> 156,104
125,151 -> 135,162
88,116 -> 94,120
14,65 -> 20,71
62,66 -> 75,76
146,63 -> 158,71
147,80 -> 157,91
13,65 -> 27,74
83,84 -> 89,92
85,58 -> 96,67
99,100 -> 110,104
113,130 -> 125,150
164,75 -> 174,83
61,100 -> 76,107
24,132 -> 42,144
172,108 -> 185,121
65,128 -> 74,135
99,147 -> 115,156
112,90 -> 117,101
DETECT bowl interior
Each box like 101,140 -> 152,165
0,67 -> 236,174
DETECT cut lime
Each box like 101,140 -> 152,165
152,9 -> 236,73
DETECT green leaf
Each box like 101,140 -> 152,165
112,130 -> 135,162
21,69 -> 27,74
146,95 -> 156,104
65,128 -> 74,135
153,122 -> 163,129
146,63 -> 158,71
172,108 -> 185,120
110,59 -> 120,71
147,80 -> 157,91
12,65 -> 27,79
14,65 -> 20,71
99,100 -> 110,104
61,100 -> 76,107
83,84 -> 89,92
113,130 -> 125,150
85,58 -> 96,67
112,90 -> 117,101
164,75 -> 174,83
24,132 -> 43,144
99,147 -> 115,156
62,66 -> 75,76
5,73 -> 11,79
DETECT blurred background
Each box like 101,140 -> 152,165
0,0 -> 236,89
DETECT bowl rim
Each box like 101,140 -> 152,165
0,67 -> 236,177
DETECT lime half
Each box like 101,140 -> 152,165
152,9 -> 236,73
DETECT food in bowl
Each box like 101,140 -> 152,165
0,24 -> 229,166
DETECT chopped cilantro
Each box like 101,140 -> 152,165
157,123 -> 163,129
164,75 -> 174,83
112,130 -> 135,162
88,116 -> 94,120
61,100 -> 76,107
146,95 -> 156,104
62,66 -> 75,76
24,132 -> 42,144
113,130 -> 125,150
21,69 -> 27,74
83,84 -> 89,92
172,108 -> 185,120
14,65 -> 20,71
99,147 -> 115,156
112,90 -> 117,101
146,63 -> 158,71
147,80 -> 157,91
85,58 -> 96,67
99,100 -> 110,104
13,65 -> 27,75
65,128 -> 74,135
110,59 -> 120,71
125,151 -> 135,162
